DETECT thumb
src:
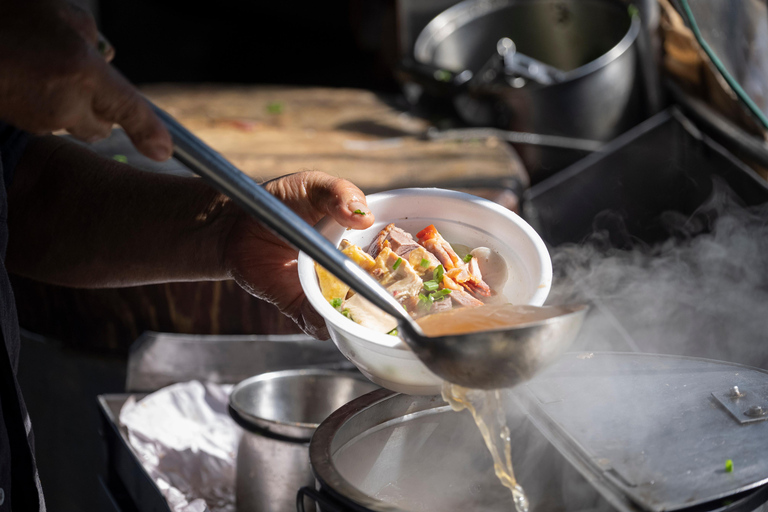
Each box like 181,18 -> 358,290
267,171 -> 375,229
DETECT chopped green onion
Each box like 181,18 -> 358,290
420,258 -> 429,267
353,209 -> 367,215
388,328 -> 399,336
112,154 -> 128,163
430,288 -> 452,301
393,258 -> 402,270
341,309 -> 353,320
433,265 -> 445,283
725,459 -> 734,473
433,70 -> 452,82
266,101 -> 284,114
330,298 -> 342,308
418,293 -> 433,308
463,254 -> 473,263
422,280 -> 439,292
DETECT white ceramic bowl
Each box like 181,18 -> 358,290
297,188 -> 552,395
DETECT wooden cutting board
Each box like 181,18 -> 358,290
13,85 -> 527,352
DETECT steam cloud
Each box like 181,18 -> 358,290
546,181 -> 768,368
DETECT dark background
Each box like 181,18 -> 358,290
98,0 -> 403,92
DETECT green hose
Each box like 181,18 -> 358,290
678,0 -> 768,130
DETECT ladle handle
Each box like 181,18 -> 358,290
151,104 -> 410,322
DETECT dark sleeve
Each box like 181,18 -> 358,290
0,123 -> 31,189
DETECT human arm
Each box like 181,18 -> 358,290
6,135 -> 374,336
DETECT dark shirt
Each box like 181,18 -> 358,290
0,123 -> 45,512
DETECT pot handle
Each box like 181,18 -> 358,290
397,58 -> 471,96
297,486 -> 346,512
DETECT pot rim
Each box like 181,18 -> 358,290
309,387 -> 409,511
414,0 -> 641,84
229,368 -> 374,440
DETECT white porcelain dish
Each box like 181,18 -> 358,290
297,188 -> 552,395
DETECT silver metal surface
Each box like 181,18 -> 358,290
426,126 -> 604,152
229,369 -> 378,439
405,303 -> 589,389
229,369 -> 378,512
713,389 -> 768,425
153,103 -> 588,390
308,353 -> 768,512
126,332 -> 351,392
412,0 -> 643,141
498,38 -> 566,86
525,353 -> 768,511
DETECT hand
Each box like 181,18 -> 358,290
0,0 -> 172,160
224,171 -> 374,339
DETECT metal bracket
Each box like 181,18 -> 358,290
712,386 -> 768,424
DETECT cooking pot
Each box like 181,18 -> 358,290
302,353 -> 768,511
399,0 -> 644,175
228,369 -> 378,512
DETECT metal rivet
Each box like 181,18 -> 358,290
745,405 -> 767,418
729,386 -> 745,398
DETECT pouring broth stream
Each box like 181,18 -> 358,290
442,383 -> 529,512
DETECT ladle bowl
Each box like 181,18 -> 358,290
154,105 -> 587,391
401,304 -> 588,389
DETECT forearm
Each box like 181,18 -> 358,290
6,135 -> 239,287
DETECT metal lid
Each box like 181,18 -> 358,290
524,353 -> 768,511
309,353 -> 768,512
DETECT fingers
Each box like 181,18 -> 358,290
311,174 -> 375,230
59,1 -> 99,47
90,61 -> 173,161
267,171 -> 375,229
65,108 -> 113,142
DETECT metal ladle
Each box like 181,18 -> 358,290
497,37 -> 567,86
151,105 -> 588,390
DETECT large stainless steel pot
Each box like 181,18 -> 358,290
304,353 -> 768,512
404,0 -> 643,141
228,369 -> 378,512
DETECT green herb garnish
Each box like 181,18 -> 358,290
353,209 -> 367,215
433,264 -> 445,283
112,154 -> 128,163
388,328 -> 399,336
393,258 -> 402,270
725,459 -> 734,473
430,288 -> 452,301
418,293 -> 433,308
463,254 -> 473,263
266,101 -> 284,114
420,258 -> 429,267
341,309 -> 353,320
422,280 -> 439,292
433,70 -> 452,82
330,298 -> 342,308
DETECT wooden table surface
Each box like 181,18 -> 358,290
13,85 -> 528,352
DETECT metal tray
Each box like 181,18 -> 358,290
524,108 -> 768,248
98,393 -> 172,512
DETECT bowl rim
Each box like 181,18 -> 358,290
297,187 -> 553,351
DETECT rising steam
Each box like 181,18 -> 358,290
546,180 -> 768,367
